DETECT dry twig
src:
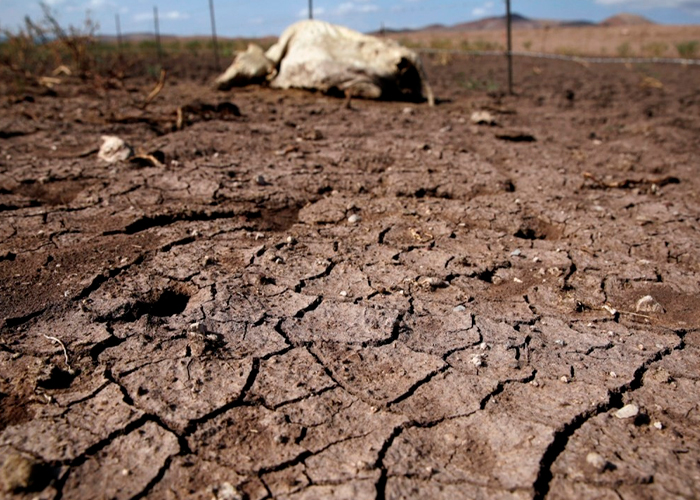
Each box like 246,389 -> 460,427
42,334 -> 73,372
142,68 -> 166,109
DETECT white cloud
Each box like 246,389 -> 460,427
133,10 -> 190,23
297,6 -> 326,18
334,2 -> 379,15
472,1 -> 495,17
595,0 -> 700,14
300,2 -> 378,17
162,11 -> 190,20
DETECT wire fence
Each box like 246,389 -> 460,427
417,48 -> 700,66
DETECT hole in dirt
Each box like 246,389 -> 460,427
245,204 -> 301,232
120,288 -> 191,322
142,289 -> 190,317
36,365 -> 76,390
514,218 -> 562,240
14,179 -> 92,206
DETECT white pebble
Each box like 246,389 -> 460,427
586,452 -> 607,471
348,214 -> 362,224
653,421 -> 663,430
614,404 -> 639,419
453,305 -> 466,312
339,290 -> 348,297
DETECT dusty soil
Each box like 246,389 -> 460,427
401,24 -> 700,59
1,53 -> 700,499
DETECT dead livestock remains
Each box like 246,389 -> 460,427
216,20 -> 435,105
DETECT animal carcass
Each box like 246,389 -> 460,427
216,20 -> 434,105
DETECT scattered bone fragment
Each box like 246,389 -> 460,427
98,136 -> 133,163
471,111 -> 496,126
635,295 -> 665,314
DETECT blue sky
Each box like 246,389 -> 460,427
1,0 -> 699,37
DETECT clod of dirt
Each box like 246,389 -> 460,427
1,453 -> 45,493
614,404 -> 639,419
635,295 -> 665,314
470,111 -> 496,126
98,136 -> 133,163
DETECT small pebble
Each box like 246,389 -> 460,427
614,404 -> 639,419
510,249 -> 522,257
255,175 -> 268,185
339,290 -> 348,297
560,376 -> 569,384
453,305 -> 466,312
586,452 -> 608,472
653,421 -> 663,430
348,214 -> 362,224
609,371 -> 617,378
471,354 -> 484,367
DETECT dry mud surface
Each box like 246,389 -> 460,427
1,56 -> 700,499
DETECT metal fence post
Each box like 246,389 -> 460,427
154,6 -> 163,66
115,13 -> 123,52
506,0 -> 513,94
309,0 -> 313,20
209,0 -> 220,71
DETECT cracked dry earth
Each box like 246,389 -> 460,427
1,55 -> 700,500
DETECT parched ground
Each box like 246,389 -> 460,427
1,55 -> 699,499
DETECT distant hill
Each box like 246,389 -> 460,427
600,13 -> 655,27
383,12 -> 654,35
449,13 -> 539,31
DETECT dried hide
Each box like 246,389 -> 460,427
216,20 -> 434,105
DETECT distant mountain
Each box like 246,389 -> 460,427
600,13 -> 655,27
387,12 -> 654,35
449,13 -> 539,31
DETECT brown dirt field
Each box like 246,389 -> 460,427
1,52 -> 700,500
398,24 -> 700,59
